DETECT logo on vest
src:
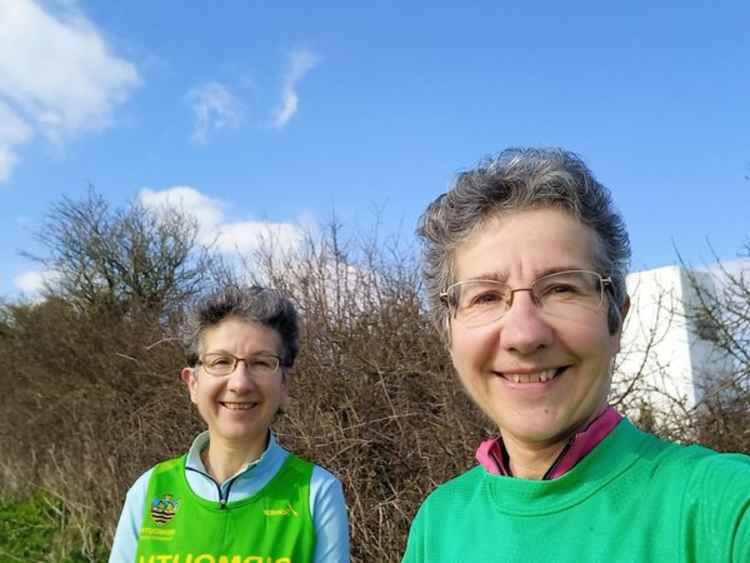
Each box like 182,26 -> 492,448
151,494 -> 181,526
262,502 -> 298,517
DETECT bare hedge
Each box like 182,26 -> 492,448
1,197 -> 747,561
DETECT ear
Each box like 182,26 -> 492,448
181,367 -> 199,404
443,315 -> 454,353
282,365 -> 296,382
279,366 -> 292,410
620,295 -> 631,324
611,295 -> 631,353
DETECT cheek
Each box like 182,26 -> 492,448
189,384 -> 202,406
451,327 -> 494,370
189,378 -> 216,406
564,313 -> 613,351
449,340 -> 488,399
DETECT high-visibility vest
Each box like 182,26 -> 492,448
135,453 -> 315,563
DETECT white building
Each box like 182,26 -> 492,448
614,265 -> 729,415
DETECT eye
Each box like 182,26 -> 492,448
537,282 -> 585,301
545,283 -> 579,295
467,289 -> 505,307
250,356 -> 278,371
207,355 -> 233,368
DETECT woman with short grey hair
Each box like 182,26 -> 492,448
110,286 -> 350,562
403,148 -> 750,562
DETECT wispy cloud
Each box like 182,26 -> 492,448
0,0 -> 140,181
0,101 -> 33,182
186,82 -> 243,144
272,49 -> 320,129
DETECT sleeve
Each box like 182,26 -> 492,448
734,507 -> 750,563
309,466 -> 350,563
686,453 -> 750,562
108,468 -> 153,563
401,501 -> 428,563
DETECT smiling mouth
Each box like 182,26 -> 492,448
220,401 -> 258,411
498,366 -> 569,384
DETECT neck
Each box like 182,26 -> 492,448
202,432 -> 268,485
503,433 -> 568,480
502,406 -> 610,480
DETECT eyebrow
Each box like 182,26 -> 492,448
203,349 -> 279,358
463,265 -> 592,283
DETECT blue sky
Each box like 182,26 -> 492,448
2,0 -> 748,298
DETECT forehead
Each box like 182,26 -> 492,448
453,208 -> 600,282
199,317 -> 282,354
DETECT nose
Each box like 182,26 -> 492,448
226,361 -> 257,393
498,290 -> 554,355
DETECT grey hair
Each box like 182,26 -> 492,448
418,147 -> 631,339
182,286 -> 299,368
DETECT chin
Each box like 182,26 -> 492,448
496,413 -> 575,444
212,422 -> 266,441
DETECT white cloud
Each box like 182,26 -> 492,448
14,269 -> 61,295
0,101 -> 34,181
138,186 -> 224,243
186,82 -> 242,144
216,220 -> 304,255
0,0 -> 140,181
137,186 -> 305,255
272,49 -> 319,129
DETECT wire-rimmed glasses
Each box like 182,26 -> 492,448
197,352 -> 282,378
440,270 -> 612,328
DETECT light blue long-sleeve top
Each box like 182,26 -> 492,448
109,431 -> 350,562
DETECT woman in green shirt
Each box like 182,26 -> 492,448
403,147 -> 750,562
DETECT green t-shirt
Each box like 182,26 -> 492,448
136,453 -> 315,563
403,419 -> 750,562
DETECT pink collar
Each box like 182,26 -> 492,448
476,407 -> 622,479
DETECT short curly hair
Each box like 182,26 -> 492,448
418,147 -> 631,340
182,286 -> 299,368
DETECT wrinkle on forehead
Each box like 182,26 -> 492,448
451,208 -> 603,284
462,264 -> 597,284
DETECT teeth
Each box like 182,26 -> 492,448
504,369 -> 557,384
222,402 -> 256,410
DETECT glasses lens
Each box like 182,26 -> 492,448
533,271 -> 604,316
247,355 -> 280,377
447,271 -> 606,327
201,353 -> 281,377
202,353 -> 236,376
450,280 -> 509,326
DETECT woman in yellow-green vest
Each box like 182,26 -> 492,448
110,286 -> 350,563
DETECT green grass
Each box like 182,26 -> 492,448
0,493 -> 107,562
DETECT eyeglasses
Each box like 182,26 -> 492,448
441,270 -> 612,328
196,353 -> 282,378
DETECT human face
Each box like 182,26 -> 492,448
181,318 -> 288,452
449,208 -> 624,449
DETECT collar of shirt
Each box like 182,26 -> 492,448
475,406 -> 623,479
184,430 -> 289,501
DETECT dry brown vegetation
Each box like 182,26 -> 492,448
1,192 -> 748,561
